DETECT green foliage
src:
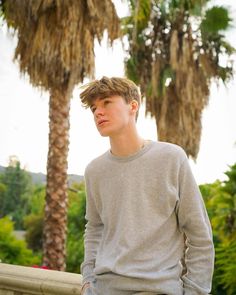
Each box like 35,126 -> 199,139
0,182 -> 7,209
199,6 -> 235,77
22,181 -> 86,273
224,164 -> 236,195
66,182 -> 86,273
24,185 -> 45,252
24,214 -> 43,252
1,153 -> 236,292
0,0 -> 4,18
201,6 -> 231,35
216,240 -> 236,295
200,163 -> 236,294
125,57 -> 140,85
27,185 -> 46,215
124,0 -> 235,104
0,216 -> 40,265
0,157 -> 33,229
129,0 -> 151,32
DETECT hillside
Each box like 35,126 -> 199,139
0,165 -> 83,186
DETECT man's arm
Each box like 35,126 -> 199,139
81,174 -> 103,287
177,158 -> 215,295
81,219 -> 103,283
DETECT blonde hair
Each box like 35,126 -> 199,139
80,76 -> 141,109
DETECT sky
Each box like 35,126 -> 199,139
0,0 -> 236,185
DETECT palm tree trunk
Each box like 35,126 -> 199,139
43,88 -> 71,271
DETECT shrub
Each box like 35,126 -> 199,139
0,216 -> 40,265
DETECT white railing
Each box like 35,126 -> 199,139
0,263 -> 82,294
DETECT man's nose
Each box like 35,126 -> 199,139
94,106 -> 104,117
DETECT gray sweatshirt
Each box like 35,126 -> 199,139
81,141 -> 214,294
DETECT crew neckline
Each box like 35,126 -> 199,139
107,140 -> 154,162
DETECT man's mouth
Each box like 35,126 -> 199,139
97,119 -> 108,126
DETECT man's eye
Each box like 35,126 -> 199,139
91,107 -> 96,113
104,100 -> 111,105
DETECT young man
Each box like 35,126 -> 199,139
79,76 -> 214,295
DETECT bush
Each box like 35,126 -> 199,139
24,185 -> 45,252
0,158 -> 33,229
24,214 -> 43,252
200,163 -> 236,294
23,182 -> 86,273
66,183 -> 86,273
0,216 -> 40,265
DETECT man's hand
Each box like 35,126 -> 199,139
81,282 -> 91,295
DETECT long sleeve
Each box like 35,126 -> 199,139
177,158 -> 215,294
80,173 -> 103,284
80,141 -> 214,294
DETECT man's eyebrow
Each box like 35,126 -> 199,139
89,96 -> 112,109
89,97 -> 108,108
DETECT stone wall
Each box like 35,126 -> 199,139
0,263 -> 82,295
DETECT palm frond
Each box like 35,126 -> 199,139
201,6 -> 232,35
4,0 -> 120,91
124,0 -> 235,159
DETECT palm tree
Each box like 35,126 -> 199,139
123,0 -> 235,159
3,0 -> 119,270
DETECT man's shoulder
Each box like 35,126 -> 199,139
153,141 -> 187,159
85,150 -> 110,175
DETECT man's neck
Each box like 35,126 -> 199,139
109,130 -> 144,157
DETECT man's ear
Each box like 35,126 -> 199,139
130,100 -> 139,114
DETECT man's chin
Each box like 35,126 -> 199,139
98,131 -> 110,137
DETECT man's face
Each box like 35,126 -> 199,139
90,95 -> 136,137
